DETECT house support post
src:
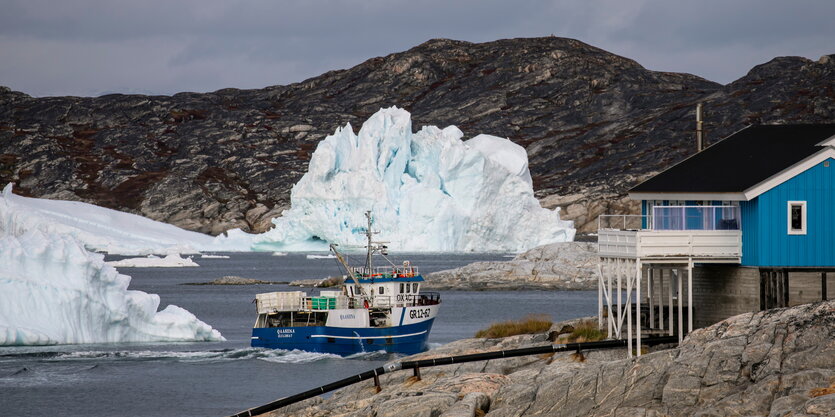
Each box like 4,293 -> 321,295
626,259 -> 633,358
617,259 -> 623,339
636,260 -> 642,356
759,270 -> 766,310
598,263 -> 604,328
677,268 -> 683,343
783,269 -> 789,307
658,269 -> 664,332
648,268 -> 654,330
771,269 -> 783,308
607,260 -> 614,338
823,272 -> 828,301
687,260 -> 693,334
668,268 -> 674,336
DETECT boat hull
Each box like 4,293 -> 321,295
251,319 -> 435,356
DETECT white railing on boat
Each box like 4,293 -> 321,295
255,291 -> 440,314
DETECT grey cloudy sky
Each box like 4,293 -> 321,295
1,0 -> 833,97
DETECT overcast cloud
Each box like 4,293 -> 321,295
1,0 -> 833,97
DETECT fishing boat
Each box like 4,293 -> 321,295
250,212 -> 441,355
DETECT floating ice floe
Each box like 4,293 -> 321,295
0,183 -> 215,255
106,254 -> 200,268
0,230 -> 224,346
306,254 -> 336,260
215,106 -> 575,252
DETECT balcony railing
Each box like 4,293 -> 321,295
598,206 -> 740,232
652,206 -> 740,231
598,206 -> 742,261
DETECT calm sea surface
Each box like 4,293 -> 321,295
0,252 -> 597,417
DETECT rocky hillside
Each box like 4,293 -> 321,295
262,300 -> 835,417
424,242 -> 598,290
1,37 -> 834,234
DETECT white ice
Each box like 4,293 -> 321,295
216,107 -> 575,252
106,254 -> 200,268
0,230 -> 224,346
0,183 -> 215,255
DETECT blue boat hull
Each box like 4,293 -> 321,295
251,319 -> 435,356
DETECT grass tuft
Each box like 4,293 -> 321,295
564,320 -> 605,343
475,315 -> 553,339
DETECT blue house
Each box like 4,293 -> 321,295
596,124 -> 835,356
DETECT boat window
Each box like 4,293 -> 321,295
413,283 -> 418,293
379,286 -> 385,295
399,283 -> 404,293
405,283 -> 410,293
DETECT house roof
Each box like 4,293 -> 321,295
630,124 -> 835,200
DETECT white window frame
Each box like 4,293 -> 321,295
787,201 -> 807,235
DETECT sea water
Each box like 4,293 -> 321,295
0,253 -> 596,416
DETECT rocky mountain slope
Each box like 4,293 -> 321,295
1,37 -> 833,234
262,301 -> 835,417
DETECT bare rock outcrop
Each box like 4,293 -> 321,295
425,242 -> 598,290
263,301 -> 835,417
2,39 -> 833,235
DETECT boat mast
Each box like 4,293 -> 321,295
365,211 -> 373,275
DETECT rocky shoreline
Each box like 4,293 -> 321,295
261,300 -> 835,417
183,275 -> 286,285
424,242 -> 598,291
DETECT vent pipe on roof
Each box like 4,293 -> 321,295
696,103 -> 704,153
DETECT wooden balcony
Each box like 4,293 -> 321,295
598,228 -> 742,261
598,210 -> 742,262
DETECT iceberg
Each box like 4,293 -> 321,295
0,230 -> 224,346
218,107 -> 575,252
0,183 -> 215,255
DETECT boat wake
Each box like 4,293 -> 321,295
47,348 -> 344,364
0,347 -> 396,365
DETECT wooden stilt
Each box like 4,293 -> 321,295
783,269 -> 789,307
677,268 -> 683,343
668,269 -> 674,336
648,268 -> 654,330
687,260 -> 693,334
598,263 -> 604,328
636,260 -> 642,356
607,259 -> 614,338
626,260 -> 633,357
658,269 -> 664,331
759,269 -> 766,310
823,272 -> 828,301
615,259 -> 623,339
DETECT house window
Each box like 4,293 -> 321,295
787,201 -> 807,235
